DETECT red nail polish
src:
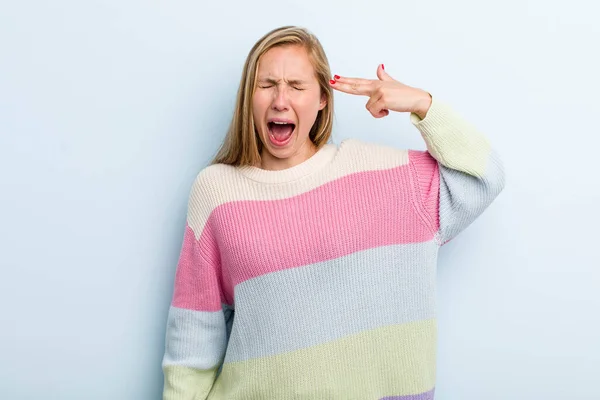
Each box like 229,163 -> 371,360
334,75 -> 340,80
330,79 -> 336,84
382,64 -> 385,70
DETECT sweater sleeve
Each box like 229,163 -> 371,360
407,96 -> 505,245
162,176 -> 233,400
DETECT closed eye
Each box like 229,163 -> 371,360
258,85 -> 304,91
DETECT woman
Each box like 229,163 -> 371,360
162,26 -> 504,399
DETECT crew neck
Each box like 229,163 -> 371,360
236,143 -> 339,184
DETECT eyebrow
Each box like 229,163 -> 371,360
258,77 -> 309,85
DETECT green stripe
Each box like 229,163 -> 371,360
162,365 -> 219,400
410,98 -> 492,177
211,319 -> 437,399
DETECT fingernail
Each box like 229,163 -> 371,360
329,79 -> 336,84
334,75 -> 340,80
382,64 -> 385,70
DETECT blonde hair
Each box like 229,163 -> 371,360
210,26 -> 334,166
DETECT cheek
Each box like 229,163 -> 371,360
254,90 -> 273,108
252,94 -> 268,121
294,94 -> 322,119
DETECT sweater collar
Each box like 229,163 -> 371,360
236,143 -> 338,184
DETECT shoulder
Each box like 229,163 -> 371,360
337,138 -> 411,171
188,162 -> 245,205
192,163 -> 238,190
185,163 -> 240,232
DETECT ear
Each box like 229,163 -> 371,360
319,92 -> 327,110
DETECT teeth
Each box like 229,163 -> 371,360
273,121 -> 289,124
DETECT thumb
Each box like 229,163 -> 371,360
376,64 -> 394,81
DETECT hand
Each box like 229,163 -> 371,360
329,64 -> 432,119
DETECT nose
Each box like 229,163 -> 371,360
271,85 -> 290,112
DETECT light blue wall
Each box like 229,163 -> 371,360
1,1 -> 598,399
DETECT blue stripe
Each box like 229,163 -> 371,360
225,241 -> 438,363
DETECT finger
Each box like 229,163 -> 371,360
330,80 -> 371,96
365,92 -> 382,113
335,76 -> 373,86
377,109 -> 390,118
366,95 -> 389,118
330,77 -> 374,96
376,64 -> 394,82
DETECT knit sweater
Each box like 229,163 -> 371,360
161,97 -> 505,400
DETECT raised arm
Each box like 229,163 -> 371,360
329,64 -> 505,244
408,98 -> 505,244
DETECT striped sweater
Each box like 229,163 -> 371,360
162,97 -> 505,399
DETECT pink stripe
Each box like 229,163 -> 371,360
171,225 -> 224,312
172,157 -> 441,310
208,164 -> 437,294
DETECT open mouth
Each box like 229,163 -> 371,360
267,121 -> 296,147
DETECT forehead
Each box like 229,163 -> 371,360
257,45 -> 316,79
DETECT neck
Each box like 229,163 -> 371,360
260,141 -> 317,171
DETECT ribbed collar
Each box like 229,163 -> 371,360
236,143 -> 339,184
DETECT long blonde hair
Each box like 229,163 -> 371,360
210,26 -> 334,166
